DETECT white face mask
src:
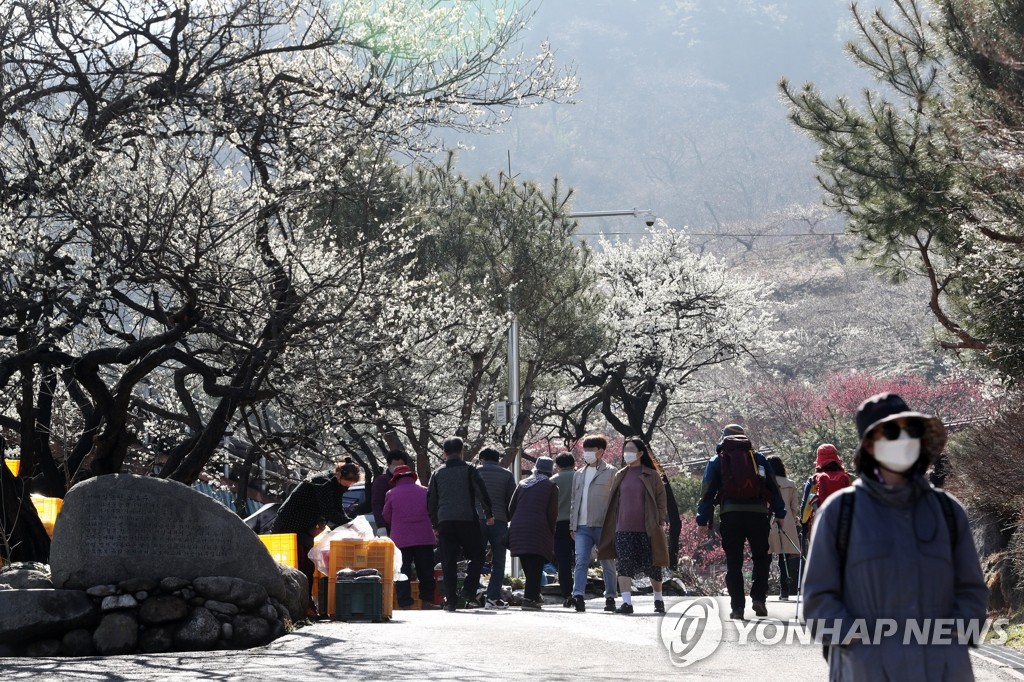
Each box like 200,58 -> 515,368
622,449 -> 639,464
873,432 -> 921,473
583,451 -> 597,464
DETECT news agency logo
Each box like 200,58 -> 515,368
660,597 -> 723,668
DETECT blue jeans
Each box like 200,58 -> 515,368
481,519 -> 509,600
572,525 -> 617,598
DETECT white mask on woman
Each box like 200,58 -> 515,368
873,432 -> 921,473
622,448 -> 639,464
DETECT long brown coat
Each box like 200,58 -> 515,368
596,465 -> 670,567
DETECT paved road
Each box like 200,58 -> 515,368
2,595 -> 1022,681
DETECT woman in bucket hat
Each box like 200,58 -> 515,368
801,393 -> 988,681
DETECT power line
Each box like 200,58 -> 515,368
576,231 -> 849,238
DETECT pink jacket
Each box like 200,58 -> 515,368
382,477 -> 436,549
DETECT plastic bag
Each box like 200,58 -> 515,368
308,516 -> 374,574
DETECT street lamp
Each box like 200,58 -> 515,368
565,208 -> 657,227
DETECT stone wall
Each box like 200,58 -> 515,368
0,567 -> 293,657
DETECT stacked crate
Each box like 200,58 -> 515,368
326,538 -> 394,620
30,495 -> 62,538
257,533 -> 298,569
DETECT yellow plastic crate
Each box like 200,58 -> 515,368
327,539 -> 394,619
30,495 -> 62,538
3,459 -> 19,476
258,533 -> 298,568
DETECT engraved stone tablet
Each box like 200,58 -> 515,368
49,474 -> 286,602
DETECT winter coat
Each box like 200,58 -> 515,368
569,460 -> 616,530
271,472 -> 350,534
596,466 -> 670,567
476,461 -> 516,524
427,458 -> 493,526
768,475 -> 802,555
371,467 -> 394,531
382,477 -> 436,549
552,469 -> 575,522
507,474 -> 558,561
802,476 -> 988,682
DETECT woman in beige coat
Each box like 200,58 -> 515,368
597,438 -> 669,615
766,455 -> 801,600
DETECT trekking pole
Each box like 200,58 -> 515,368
779,528 -> 805,559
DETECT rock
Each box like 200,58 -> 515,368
220,622 -> 233,640
138,626 -> 175,653
160,577 -> 190,592
86,585 -> 118,598
259,603 -> 278,621
61,628 -> 95,657
135,591 -> 149,601
0,566 -> 53,590
0,642 -> 21,656
118,577 -> 158,593
0,589 -> 97,643
192,577 -> 267,609
101,593 -> 138,611
276,564 -> 308,624
231,615 -> 270,648
174,607 -> 220,650
93,612 -> 138,655
24,639 -> 62,657
139,594 -> 189,625
50,474 -> 287,603
204,599 -> 240,616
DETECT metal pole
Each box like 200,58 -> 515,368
508,311 -> 521,579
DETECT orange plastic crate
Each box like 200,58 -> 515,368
3,459 -> 19,477
327,539 -> 394,619
30,495 -> 62,538
258,533 -> 298,568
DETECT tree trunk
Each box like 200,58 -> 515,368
0,464 -> 51,564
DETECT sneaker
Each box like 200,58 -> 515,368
604,598 -> 616,612
521,599 -> 542,611
485,597 -> 509,610
729,610 -> 745,620
654,599 -> 665,614
563,597 -> 574,608
421,601 -> 440,610
573,595 -> 586,612
460,593 -> 481,609
615,602 -> 634,615
443,600 -> 458,612
752,600 -> 768,617
779,596 -> 791,602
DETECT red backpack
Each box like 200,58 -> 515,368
717,435 -> 767,503
814,470 -> 851,505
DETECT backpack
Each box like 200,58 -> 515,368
802,470 -> 852,526
717,435 -> 767,504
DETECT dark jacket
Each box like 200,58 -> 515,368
427,458 -> 493,527
371,468 -> 393,531
507,474 -> 558,561
553,469 -> 575,522
476,461 -> 516,524
271,472 -> 351,534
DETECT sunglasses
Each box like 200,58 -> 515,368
872,417 -> 926,441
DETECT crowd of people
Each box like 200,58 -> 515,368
270,392 -> 990,679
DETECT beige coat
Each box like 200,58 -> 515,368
569,460 -> 616,530
768,475 -> 801,555
596,466 -> 670,568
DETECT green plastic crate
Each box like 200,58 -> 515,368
334,581 -> 383,622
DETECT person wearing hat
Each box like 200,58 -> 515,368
801,393 -> 988,680
597,437 -> 670,615
800,443 -> 853,536
507,456 -> 559,610
383,465 -> 438,609
696,423 -> 787,620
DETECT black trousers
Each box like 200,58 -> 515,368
519,553 -> 546,602
553,519 -> 575,598
667,516 -> 682,570
437,520 -> 485,604
719,511 -> 770,612
777,553 -> 800,598
397,544 -> 437,605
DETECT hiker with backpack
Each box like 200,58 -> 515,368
801,393 -> 988,681
766,455 -> 802,601
696,424 -> 787,620
800,444 -> 852,538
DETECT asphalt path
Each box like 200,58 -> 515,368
2,595 -> 1022,681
